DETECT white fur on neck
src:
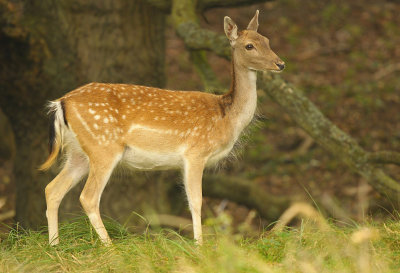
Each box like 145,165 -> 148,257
230,69 -> 257,138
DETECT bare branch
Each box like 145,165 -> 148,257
373,63 -> 400,80
171,0 -> 225,92
199,0 -> 272,11
189,50 -> 223,92
258,72 -> 400,202
146,214 -> 192,229
171,0 -> 230,58
367,151 -> 400,166
203,174 -> 292,220
272,202 -> 330,232
0,210 -> 15,222
143,0 -> 171,11
144,0 -> 271,13
175,22 -> 231,59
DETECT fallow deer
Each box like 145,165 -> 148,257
40,10 -> 284,245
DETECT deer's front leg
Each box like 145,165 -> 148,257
183,157 -> 205,245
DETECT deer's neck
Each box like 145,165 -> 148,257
223,55 -> 257,137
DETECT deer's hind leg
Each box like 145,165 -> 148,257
79,149 -> 123,245
45,152 -> 89,245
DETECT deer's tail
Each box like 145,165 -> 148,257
39,100 -> 68,171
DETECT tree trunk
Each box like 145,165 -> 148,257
0,0 -> 167,228
0,108 -> 15,164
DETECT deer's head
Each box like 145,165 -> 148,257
224,10 -> 285,72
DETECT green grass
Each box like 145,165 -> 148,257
1,217 -> 400,272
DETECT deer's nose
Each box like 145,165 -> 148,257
276,62 -> 285,71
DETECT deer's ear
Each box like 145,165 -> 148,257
247,10 -> 259,31
224,16 -> 238,45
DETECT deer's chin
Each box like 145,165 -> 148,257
261,68 -> 283,73
258,66 -> 284,73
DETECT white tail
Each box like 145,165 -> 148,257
41,10 -> 284,246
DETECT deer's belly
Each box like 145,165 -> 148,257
121,145 -> 184,170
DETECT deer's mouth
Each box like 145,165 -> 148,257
271,68 -> 284,73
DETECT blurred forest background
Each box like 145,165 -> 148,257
0,0 -> 399,239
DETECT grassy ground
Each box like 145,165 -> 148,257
1,214 -> 400,273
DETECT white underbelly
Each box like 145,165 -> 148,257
121,146 -> 184,171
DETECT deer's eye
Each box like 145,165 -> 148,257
245,44 -> 254,50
